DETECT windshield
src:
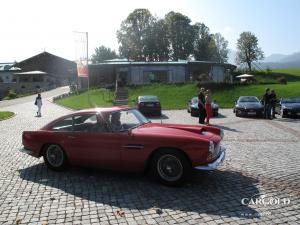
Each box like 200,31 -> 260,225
191,97 -> 198,104
238,96 -> 259,103
105,109 -> 150,132
282,97 -> 300,103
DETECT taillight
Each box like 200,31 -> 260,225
138,102 -> 144,109
155,102 -> 161,106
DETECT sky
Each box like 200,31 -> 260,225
1,0 -> 299,62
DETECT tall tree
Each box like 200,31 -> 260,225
91,46 -> 118,63
117,9 -> 155,60
144,19 -> 170,61
164,11 -> 195,60
236,31 -> 264,71
212,33 -> 229,63
193,23 -> 215,61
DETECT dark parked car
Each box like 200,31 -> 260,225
187,97 -> 219,117
135,96 -> 162,116
21,107 -> 225,186
275,97 -> 300,118
233,96 -> 264,117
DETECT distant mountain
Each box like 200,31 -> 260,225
263,54 -> 286,62
258,51 -> 300,69
226,50 -> 300,69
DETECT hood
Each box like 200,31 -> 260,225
134,123 -> 221,142
282,103 -> 300,109
237,102 -> 263,109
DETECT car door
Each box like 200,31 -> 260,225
63,113 -> 122,170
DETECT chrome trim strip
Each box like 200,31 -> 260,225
122,144 -> 144,149
194,145 -> 226,171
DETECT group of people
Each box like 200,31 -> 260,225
262,88 -> 277,119
198,87 -> 213,125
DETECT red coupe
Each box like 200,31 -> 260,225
21,107 -> 226,185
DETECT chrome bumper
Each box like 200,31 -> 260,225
19,147 -> 34,155
194,145 -> 226,170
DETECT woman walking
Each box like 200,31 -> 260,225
35,93 -> 43,117
205,89 -> 213,125
198,88 -> 206,124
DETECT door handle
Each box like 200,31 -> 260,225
68,136 -> 76,139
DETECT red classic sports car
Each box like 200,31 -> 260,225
21,107 -> 226,185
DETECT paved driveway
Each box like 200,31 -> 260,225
0,94 -> 299,225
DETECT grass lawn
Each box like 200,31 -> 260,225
238,68 -> 300,83
55,89 -> 113,110
0,111 -> 15,120
272,68 -> 300,76
129,82 -> 300,109
56,68 -> 300,110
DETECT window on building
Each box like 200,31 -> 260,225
143,71 -> 168,83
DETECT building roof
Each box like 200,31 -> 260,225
15,51 -> 76,66
90,60 -> 236,68
14,70 -> 47,75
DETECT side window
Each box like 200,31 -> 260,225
73,114 -> 108,133
51,117 -> 73,131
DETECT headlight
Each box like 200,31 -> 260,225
220,129 -> 224,139
209,141 -> 214,154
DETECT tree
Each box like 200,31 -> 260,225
236,31 -> 264,71
117,9 -> 155,60
91,46 -> 118,63
144,19 -> 170,61
164,12 -> 195,60
193,23 -> 215,61
212,33 -> 229,63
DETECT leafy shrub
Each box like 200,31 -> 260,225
4,89 -> 17,100
277,76 -> 287,84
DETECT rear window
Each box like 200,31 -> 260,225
139,96 -> 158,102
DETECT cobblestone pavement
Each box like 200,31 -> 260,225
0,94 -> 299,225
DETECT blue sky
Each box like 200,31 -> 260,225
0,0 -> 299,62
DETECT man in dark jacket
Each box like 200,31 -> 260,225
198,88 -> 206,124
269,90 -> 277,118
262,88 -> 271,119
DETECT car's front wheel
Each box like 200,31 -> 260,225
151,149 -> 191,186
43,144 -> 68,171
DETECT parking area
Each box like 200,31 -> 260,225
0,93 -> 299,224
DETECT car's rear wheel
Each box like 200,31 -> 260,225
151,149 -> 191,186
43,144 -> 68,171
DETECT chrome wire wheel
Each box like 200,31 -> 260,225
46,145 -> 64,168
157,154 -> 183,182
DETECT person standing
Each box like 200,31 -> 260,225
205,89 -> 213,125
262,88 -> 271,119
35,93 -> 43,117
198,88 -> 206,124
270,90 -> 277,118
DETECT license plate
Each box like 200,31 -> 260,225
247,112 -> 256,115
147,103 -> 154,107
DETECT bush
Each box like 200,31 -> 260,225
6,89 -> 17,99
277,76 -> 287,84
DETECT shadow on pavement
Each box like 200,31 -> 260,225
213,124 -> 241,133
19,164 -> 260,219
